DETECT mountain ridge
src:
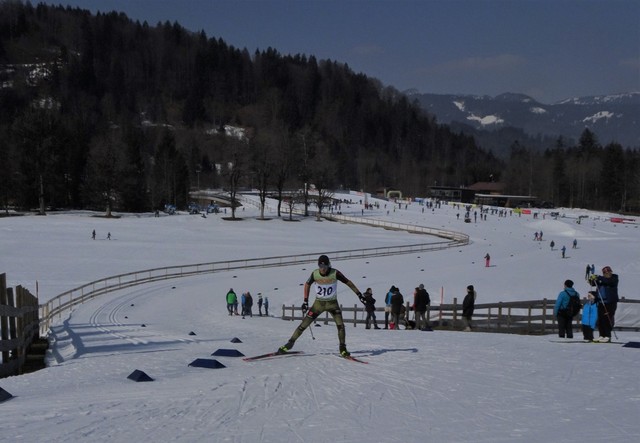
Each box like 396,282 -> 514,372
410,91 -> 640,150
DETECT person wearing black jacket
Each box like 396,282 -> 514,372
362,288 -> 380,329
390,288 -> 404,330
414,284 -> 430,331
462,285 -> 476,331
589,265 -> 619,343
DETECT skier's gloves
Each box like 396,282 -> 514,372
301,301 -> 309,313
357,292 -> 366,304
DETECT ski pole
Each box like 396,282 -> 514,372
308,322 -> 315,340
593,280 -> 618,340
302,305 -> 315,340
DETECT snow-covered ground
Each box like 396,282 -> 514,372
1,193 -> 639,442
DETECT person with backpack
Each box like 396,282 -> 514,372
553,279 -> 580,339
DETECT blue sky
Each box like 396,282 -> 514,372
53,0 -> 639,104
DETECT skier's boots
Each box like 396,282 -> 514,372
339,344 -> 350,357
277,340 -> 295,355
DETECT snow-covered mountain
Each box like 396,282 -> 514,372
410,92 -> 640,149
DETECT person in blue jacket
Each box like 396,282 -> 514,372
589,265 -> 619,343
384,286 -> 396,329
554,279 -> 579,339
581,292 -> 599,342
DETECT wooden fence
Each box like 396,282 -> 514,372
38,219 -> 468,336
0,273 -> 40,378
281,297 -> 640,334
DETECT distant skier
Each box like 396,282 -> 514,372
484,253 -> 491,267
92,229 -> 96,240
257,295 -> 263,316
264,296 -> 269,316
572,239 -> 577,249
561,246 -> 566,258
550,240 -> 555,250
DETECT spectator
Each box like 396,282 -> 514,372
462,285 -> 476,331
384,286 -> 396,329
226,289 -> 237,316
390,287 -> 404,330
589,266 -> 619,343
554,280 -> 579,339
244,291 -> 253,318
581,292 -> 598,342
240,292 -> 246,317
362,288 -> 380,329
414,284 -> 430,331
257,295 -> 263,316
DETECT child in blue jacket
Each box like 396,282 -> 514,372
581,291 -> 598,342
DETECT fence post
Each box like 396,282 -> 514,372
542,298 -> 547,333
8,288 -> 16,358
527,305 -> 532,333
497,303 -> 502,330
16,286 -> 26,373
1,274 -> 9,364
353,304 -> 357,327
452,297 -> 458,329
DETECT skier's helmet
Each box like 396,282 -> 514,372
318,255 -> 331,269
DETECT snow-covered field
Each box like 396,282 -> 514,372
1,193 -> 639,442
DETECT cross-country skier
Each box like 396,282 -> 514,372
277,255 -> 364,357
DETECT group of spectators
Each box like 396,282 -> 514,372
361,283 -> 476,332
225,289 -> 269,318
554,265 -> 619,343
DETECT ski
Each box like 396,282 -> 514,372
242,351 -> 304,361
549,340 -> 622,344
339,354 -> 368,364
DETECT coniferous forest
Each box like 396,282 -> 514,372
1,2 -> 638,214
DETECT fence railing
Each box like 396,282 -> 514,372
1,273 -> 40,378
38,219 -> 468,336
281,297 -> 640,334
